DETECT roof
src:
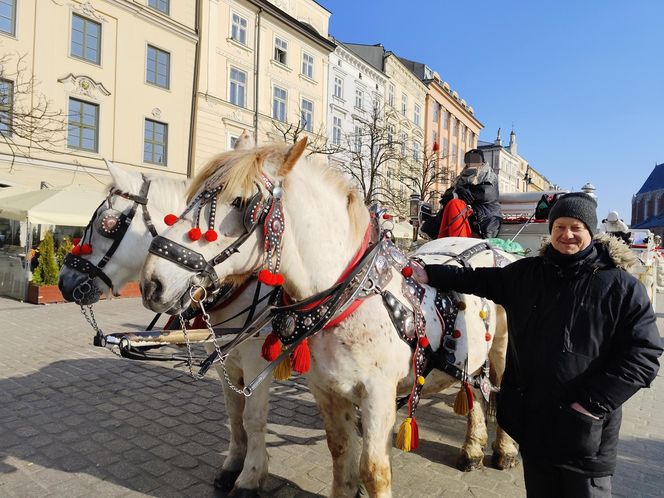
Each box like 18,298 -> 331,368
636,163 -> 664,195
631,212 -> 664,229
342,43 -> 385,72
398,57 -> 427,80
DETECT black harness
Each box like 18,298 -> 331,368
64,175 -> 158,293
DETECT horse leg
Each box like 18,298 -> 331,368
232,340 -> 271,497
457,389 -> 488,471
488,307 -> 520,469
310,383 -> 362,498
358,382 -> 396,498
209,345 -> 248,492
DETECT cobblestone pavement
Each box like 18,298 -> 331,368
0,296 -> 662,497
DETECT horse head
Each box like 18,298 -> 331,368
140,138 -> 315,314
58,160 -> 187,305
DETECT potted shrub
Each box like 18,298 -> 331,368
27,230 -> 65,304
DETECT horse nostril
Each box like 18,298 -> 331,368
142,277 -> 163,302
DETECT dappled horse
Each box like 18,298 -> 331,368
140,139 -> 519,498
57,142 -> 284,496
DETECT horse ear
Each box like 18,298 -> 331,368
104,159 -> 141,192
278,137 -> 308,177
234,130 -> 254,150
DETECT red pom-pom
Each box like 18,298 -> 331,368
383,213 -> 393,220
401,266 -> 413,278
164,214 -> 178,226
188,227 -> 202,241
71,245 -> 81,256
72,238 -> 81,246
81,243 -> 92,255
261,332 -> 282,362
204,229 -> 218,242
273,273 -> 285,286
452,329 -> 462,339
485,333 -> 492,342
258,269 -> 275,285
419,336 -> 430,348
292,339 -> 311,374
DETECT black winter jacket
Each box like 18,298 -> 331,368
426,236 -> 663,476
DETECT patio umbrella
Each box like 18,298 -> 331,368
0,186 -> 105,226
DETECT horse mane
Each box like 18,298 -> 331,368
188,144 -> 369,246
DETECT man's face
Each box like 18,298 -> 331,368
551,217 -> 592,255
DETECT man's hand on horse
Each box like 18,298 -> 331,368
409,260 -> 428,285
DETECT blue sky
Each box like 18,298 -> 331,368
321,0 -> 664,223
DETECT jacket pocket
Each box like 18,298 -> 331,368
496,386 -> 526,444
554,405 -> 603,457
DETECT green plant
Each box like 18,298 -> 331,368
56,236 -> 73,268
31,231 -> 59,285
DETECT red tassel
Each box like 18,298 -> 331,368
72,237 -> 81,246
81,243 -> 92,255
419,336 -> 429,348
465,382 -> 474,411
273,273 -> 285,286
291,339 -> 311,374
188,227 -> 202,241
164,214 -> 178,226
71,245 -> 81,256
409,417 -> 419,450
204,229 -> 218,242
401,266 -> 413,278
383,213 -> 392,220
261,332 -> 282,362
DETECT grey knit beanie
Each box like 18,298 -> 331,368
548,192 -> 598,235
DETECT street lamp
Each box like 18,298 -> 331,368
409,192 -> 421,241
523,167 -> 532,192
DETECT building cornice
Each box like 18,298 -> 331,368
426,79 -> 482,129
245,0 -> 336,53
385,53 -> 427,95
101,0 -> 198,42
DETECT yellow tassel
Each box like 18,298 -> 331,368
395,417 -> 413,452
417,375 -> 425,386
479,310 -> 487,320
273,355 -> 292,381
454,385 -> 470,416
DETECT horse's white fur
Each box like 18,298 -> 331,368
141,145 -> 518,498
58,161 -> 273,493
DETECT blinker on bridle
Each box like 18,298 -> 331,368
64,174 -> 158,294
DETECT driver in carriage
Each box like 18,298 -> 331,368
411,192 -> 663,498
425,148 -> 502,239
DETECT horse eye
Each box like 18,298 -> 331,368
231,197 -> 245,209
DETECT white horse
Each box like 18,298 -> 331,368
140,139 -> 519,498
57,148 -> 280,497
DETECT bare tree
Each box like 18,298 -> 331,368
267,106 -> 339,156
0,52 -> 67,171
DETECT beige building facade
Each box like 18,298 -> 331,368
0,0 -> 198,190
192,0 -> 335,171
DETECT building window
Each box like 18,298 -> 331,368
0,0 -> 16,36
71,14 -> 101,64
432,103 -> 439,122
144,119 -> 168,165
355,89 -> 363,109
301,52 -> 314,79
400,132 -> 407,156
388,84 -> 394,107
401,93 -> 407,116
442,137 -> 449,156
354,125 -> 362,152
452,117 -> 458,136
412,141 -> 420,161
452,143 -> 458,162
300,98 -> 313,132
387,124 -> 395,145
0,79 -> 12,135
68,98 -> 99,152
432,131 -> 438,145
414,104 -> 421,127
332,116 -> 342,145
146,45 -> 170,89
229,67 -> 247,108
333,76 -> 343,99
273,37 -> 288,65
148,0 -> 169,15
442,110 -> 448,129
272,86 -> 287,122
231,13 -> 247,45
460,124 -> 466,142
468,131 -> 474,147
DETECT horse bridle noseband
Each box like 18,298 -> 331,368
65,174 -> 158,296
148,183 -> 274,296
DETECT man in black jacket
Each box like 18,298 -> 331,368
412,192 -> 662,497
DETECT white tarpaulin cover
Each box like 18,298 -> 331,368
0,186 -> 105,226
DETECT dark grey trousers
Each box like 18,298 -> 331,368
523,458 -> 612,498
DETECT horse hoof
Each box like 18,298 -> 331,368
456,454 -> 483,472
232,488 -> 260,498
492,452 -> 520,470
214,469 -> 242,492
